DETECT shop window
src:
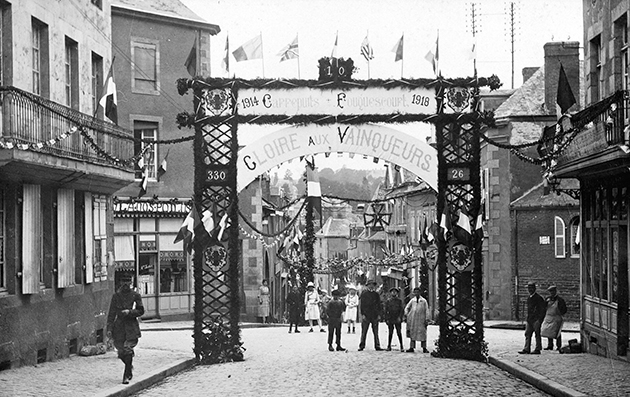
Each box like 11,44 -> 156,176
31,17 -> 49,98
131,38 -> 159,94
158,226 -> 188,293
57,189 -> 75,288
554,216 -> 566,258
569,217 -> 580,258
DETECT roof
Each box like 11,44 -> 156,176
511,179 -> 579,208
316,218 -> 350,238
112,0 -> 220,32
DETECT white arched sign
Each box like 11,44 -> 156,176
237,123 -> 437,192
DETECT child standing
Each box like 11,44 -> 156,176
384,287 -> 405,351
327,289 -> 347,351
344,285 -> 359,333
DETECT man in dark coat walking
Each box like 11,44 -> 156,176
358,280 -> 382,351
518,281 -> 547,354
286,284 -> 302,333
107,274 -> 144,384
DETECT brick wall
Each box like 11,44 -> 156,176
512,207 -> 580,321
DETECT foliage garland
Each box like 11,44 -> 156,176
278,252 -> 424,275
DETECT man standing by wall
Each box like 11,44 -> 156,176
518,281 -> 547,355
358,280 -> 382,351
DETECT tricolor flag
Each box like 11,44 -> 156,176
474,201 -> 485,252
392,34 -> 404,62
277,234 -> 293,255
293,226 -> 303,250
420,217 -> 429,245
427,220 -> 439,244
557,63 -> 576,116
138,167 -> 148,197
217,212 -> 229,241
99,60 -> 118,124
360,35 -> 374,61
194,207 -> 214,250
233,34 -> 263,62
278,35 -> 299,62
222,36 -> 230,73
331,32 -> 338,58
184,37 -> 197,77
453,206 -> 473,247
157,150 -> 169,180
424,31 -> 439,76
439,204 -> 452,241
174,206 -> 197,254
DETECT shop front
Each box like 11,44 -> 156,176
113,199 -> 193,321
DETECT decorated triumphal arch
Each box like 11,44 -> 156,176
176,61 -> 501,363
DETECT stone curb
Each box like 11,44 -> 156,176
94,358 -> 196,397
141,323 -> 286,332
488,356 -> 588,397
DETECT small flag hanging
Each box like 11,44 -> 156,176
557,63 -> 576,116
233,34 -> 263,62
157,149 -> 169,179
439,204 -> 452,241
392,34 -> 404,62
331,32 -> 338,58
474,201 -> 485,252
184,37 -> 197,77
278,35 -> 299,62
222,36 -> 230,74
174,206 -> 197,254
138,167 -> 148,197
424,31 -> 439,76
306,164 -> 322,222
217,212 -> 229,241
99,60 -> 118,124
360,35 -> 374,61
453,206 -> 473,247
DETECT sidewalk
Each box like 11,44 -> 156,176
0,320 -> 628,397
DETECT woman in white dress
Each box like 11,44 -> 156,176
258,279 -> 270,324
404,287 -> 430,353
304,282 -> 324,332
344,285 -> 359,333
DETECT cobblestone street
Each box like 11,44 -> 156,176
134,325 -> 548,397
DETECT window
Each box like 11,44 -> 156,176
31,18 -> 49,98
85,193 -> 107,283
616,15 -> 629,121
569,216 -> 580,258
131,39 -> 160,94
0,1 -> 9,87
91,53 -> 103,116
554,216 -> 566,258
57,189 -> 75,288
158,219 -> 189,293
134,121 -> 158,180
64,37 -> 78,109
22,184 -> 43,294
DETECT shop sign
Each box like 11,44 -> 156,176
160,251 -> 186,263
114,201 -> 191,216
140,241 -> 156,252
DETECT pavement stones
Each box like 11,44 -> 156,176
0,321 -> 628,396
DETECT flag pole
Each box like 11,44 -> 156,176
260,31 -> 265,78
297,32 -> 301,79
401,33 -> 404,79
367,30 -> 371,79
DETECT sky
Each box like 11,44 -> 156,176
182,0 -> 584,177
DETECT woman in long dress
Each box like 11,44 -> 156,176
258,279 -> 270,324
304,282 -> 324,332
404,287 -> 430,353
344,285 -> 359,333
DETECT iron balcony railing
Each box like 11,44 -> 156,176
0,86 -> 134,170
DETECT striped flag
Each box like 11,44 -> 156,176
424,31 -> 439,76
233,34 -> 263,62
331,32 -> 338,58
174,207 -> 197,254
360,35 -> 374,61
99,60 -> 118,124
392,34 -> 404,62
222,36 -> 230,73
184,37 -> 197,77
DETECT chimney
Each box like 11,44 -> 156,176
522,67 -> 539,84
544,41 -> 580,115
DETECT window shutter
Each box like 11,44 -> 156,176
57,189 -> 75,288
84,193 -> 93,283
22,184 -> 41,294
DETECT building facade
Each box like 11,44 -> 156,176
0,0 -> 134,368
550,0 -> 630,360
110,0 -> 219,320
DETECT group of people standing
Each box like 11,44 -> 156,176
285,280 -> 431,353
519,282 -> 568,354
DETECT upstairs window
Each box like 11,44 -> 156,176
64,37 -> 79,109
31,18 -> 49,98
91,53 -> 103,116
131,39 -> 160,94
570,216 -> 580,258
134,121 -> 158,180
555,216 -> 566,258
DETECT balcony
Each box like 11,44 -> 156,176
0,86 -> 135,193
553,91 -> 630,179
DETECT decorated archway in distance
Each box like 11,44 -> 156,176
238,123 -> 437,192
177,67 -> 501,364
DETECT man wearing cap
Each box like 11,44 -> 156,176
107,274 -> 144,384
384,287 -> 405,351
326,289 -> 347,351
358,280 -> 383,351
541,285 -> 567,351
518,281 -> 547,355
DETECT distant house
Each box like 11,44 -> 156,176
511,180 -> 580,321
